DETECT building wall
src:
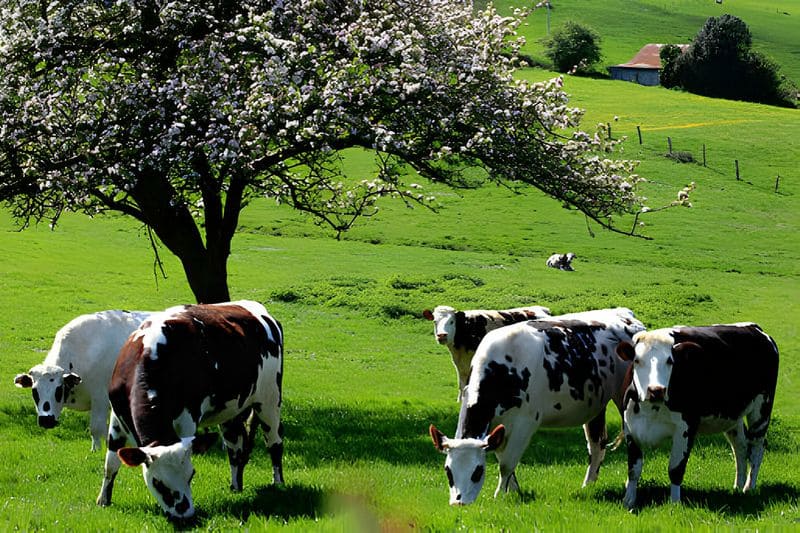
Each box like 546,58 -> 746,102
608,67 -> 660,86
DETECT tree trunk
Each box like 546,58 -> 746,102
131,173 -> 232,304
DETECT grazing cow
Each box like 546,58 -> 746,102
546,253 -> 576,271
616,323 -> 779,510
96,300 -> 284,520
422,305 -> 551,402
430,307 -> 645,505
13,310 -> 151,451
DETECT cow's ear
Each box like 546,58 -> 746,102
429,425 -> 449,452
422,309 -> 434,321
484,425 -> 505,451
63,373 -> 81,388
14,374 -> 33,388
672,341 -> 702,362
118,447 -> 150,467
616,341 -> 635,361
191,432 -> 219,454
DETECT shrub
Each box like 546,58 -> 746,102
665,151 -> 695,164
543,21 -> 602,74
660,15 -> 796,108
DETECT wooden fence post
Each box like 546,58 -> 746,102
637,126 -> 642,144
775,175 -> 781,192
667,137 -> 672,153
702,144 -> 706,167
735,159 -> 740,180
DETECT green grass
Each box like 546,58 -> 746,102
497,0 -> 800,84
1,2 -> 799,529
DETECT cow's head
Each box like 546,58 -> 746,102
423,306 -> 457,346
617,330 -> 699,403
429,424 -> 505,505
14,364 -> 81,428
117,433 -> 217,520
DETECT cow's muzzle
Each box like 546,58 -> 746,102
646,386 -> 666,402
436,334 -> 448,344
38,415 -> 57,429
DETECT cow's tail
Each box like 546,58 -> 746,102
609,428 -> 625,451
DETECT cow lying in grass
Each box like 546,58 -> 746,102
430,307 -> 645,505
14,310 -> 151,451
423,305 -> 551,402
546,252 -> 576,271
616,323 -> 779,510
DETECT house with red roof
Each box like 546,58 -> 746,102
608,43 -> 688,86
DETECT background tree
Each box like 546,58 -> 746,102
543,21 -> 602,74
0,0 -> 641,304
660,15 -> 796,107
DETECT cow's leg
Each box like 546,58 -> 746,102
88,396 -> 109,453
724,420 -> 748,491
492,423 -> 537,498
623,431 -> 643,511
582,411 -> 608,487
744,395 -> 772,492
667,421 -> 696,504
253,404 -> 284,485
220,410 -> 251,492
96,411 -> 129,506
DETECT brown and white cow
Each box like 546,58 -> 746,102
422,305 -> 551,402
13,310 -> 151,451
616,323 -> 779,510
96,301 -> 284,519
430,307 -> 645,505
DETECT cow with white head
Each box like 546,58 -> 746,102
430,307 -> 645,505
96,300 -> 284,520
422,305 -> 551,401
14,310 -> 151,451
616,323 -> 779,510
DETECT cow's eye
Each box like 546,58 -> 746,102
666,357 -> 674,366
633,357 -> 641,366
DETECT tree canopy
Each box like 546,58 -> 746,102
0,0 -> 643,303
661,15 -> 797,107
543,21 -> 602,74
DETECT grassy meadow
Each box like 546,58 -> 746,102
501,0 -> 800,84
1,1 -> 799,531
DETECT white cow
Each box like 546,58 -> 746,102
14,310 -> 151,451
423,305 -> 551,402
430,308 -> 645,505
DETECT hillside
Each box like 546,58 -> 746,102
493,0 -> 800,84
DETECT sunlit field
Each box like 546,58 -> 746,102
1,1 -> 798,530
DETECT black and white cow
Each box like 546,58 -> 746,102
430,307 -> 645,505
546,253 -> 576,271
616,323 -> 779,510
96,301 -> 284,519
422,305 -> 551,402
13,310 -> 151,451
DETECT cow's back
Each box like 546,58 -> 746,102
109,302 -> 282,446
666,324 -> 778,418
462,311 -> 643,436
45,310 -> 150,391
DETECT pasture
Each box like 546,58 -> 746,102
2,2 -> 799,530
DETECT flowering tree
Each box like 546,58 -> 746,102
0,0 -> 643,303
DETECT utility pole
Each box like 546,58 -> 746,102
546,2 -> 552,35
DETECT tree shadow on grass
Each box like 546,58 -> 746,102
595,482 -> 800,516
192,483 -> 327,526
269,403 -> 618,468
